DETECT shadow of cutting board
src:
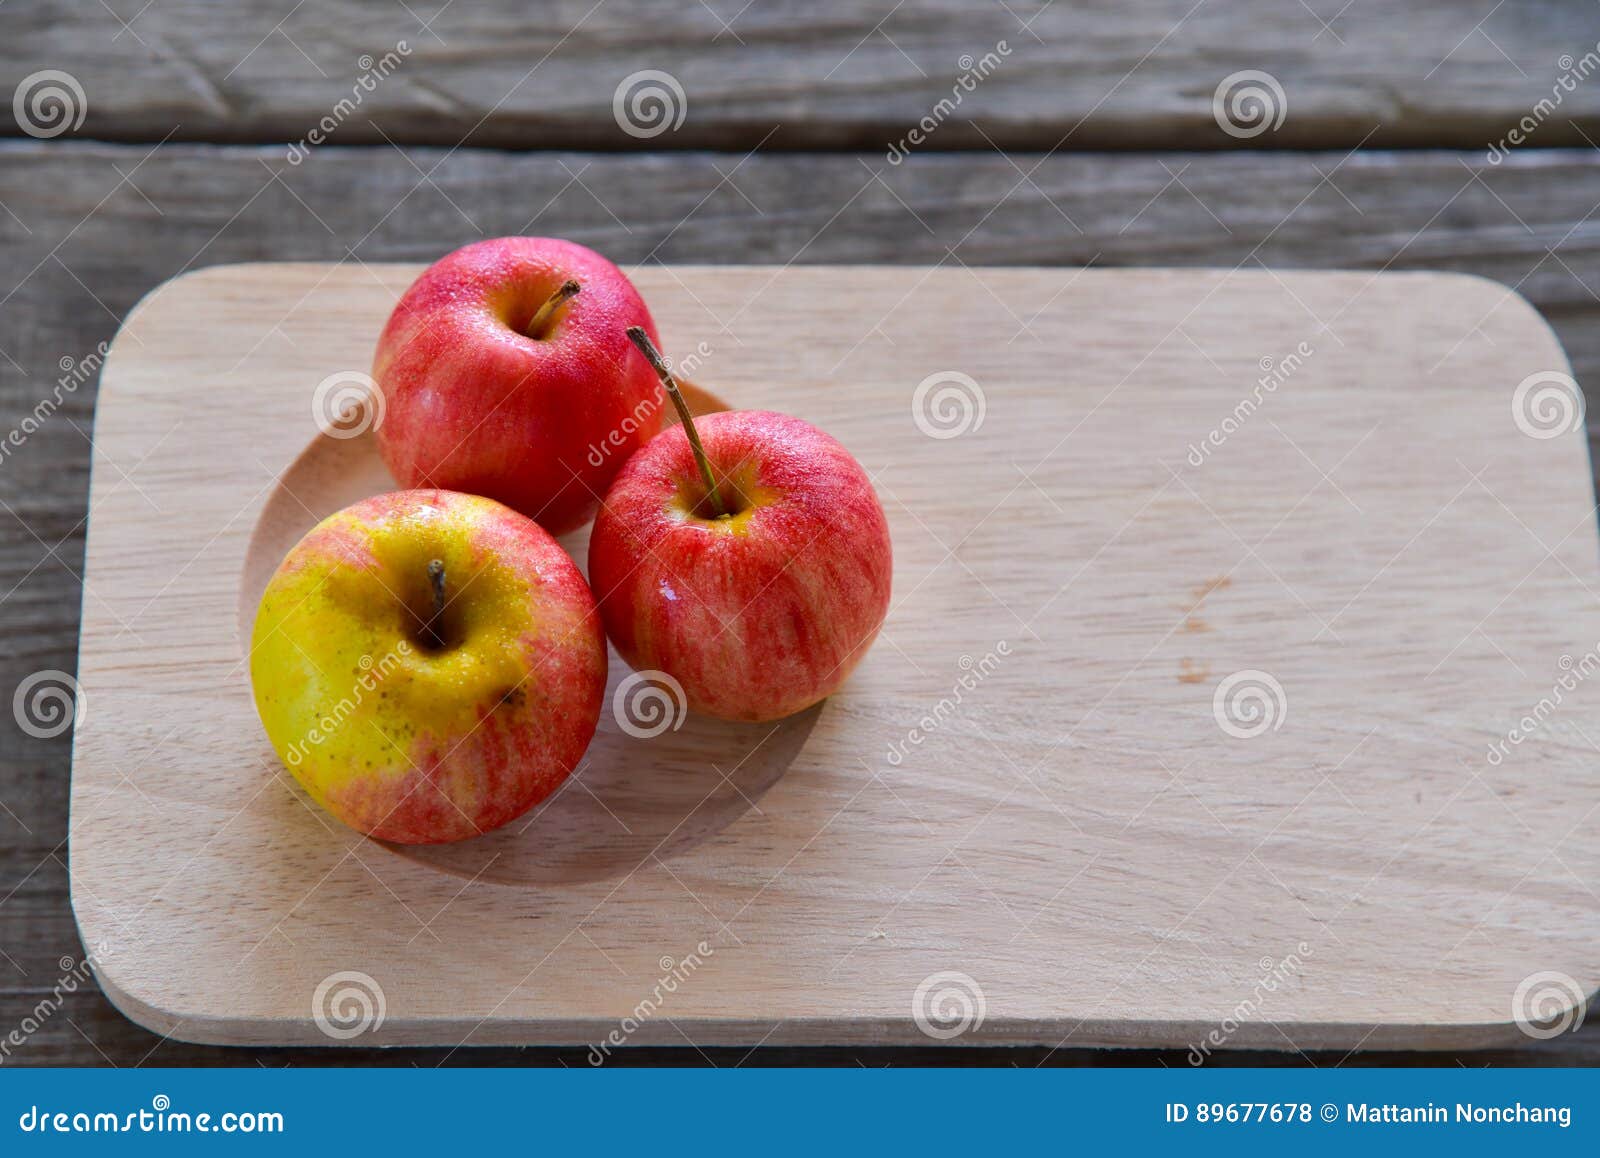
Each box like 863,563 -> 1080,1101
71,263 -> 1600,1050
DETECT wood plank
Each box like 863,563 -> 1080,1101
73,261 -> 1600,1049
3,141 -> 1600,1061
2,2 -> 1598,149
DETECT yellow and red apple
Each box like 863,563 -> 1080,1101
373,237 -> 665,536
250,489 -> 606,843
588,330 -> 893,722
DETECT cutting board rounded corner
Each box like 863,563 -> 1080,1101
112,262 -> 274,341
1424,268 -> 1571,359
65,892 -> 188,1044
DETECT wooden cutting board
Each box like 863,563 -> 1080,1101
71,263 -> 1600,1050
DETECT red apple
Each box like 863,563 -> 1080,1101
250,489 -> 607,843
373,237 -> 664,536
588,330 -> 892,722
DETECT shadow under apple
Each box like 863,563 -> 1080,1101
240,384 -> 818,887
392,675 -> 821,885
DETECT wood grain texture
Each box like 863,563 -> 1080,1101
67,261 -> 1600,1048
2,1 -> 1598,150
4,142 -> 1600,1061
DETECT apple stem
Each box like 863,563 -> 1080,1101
424,559 -> 447,650
526,279 -> 580,339
626,326 -> 725,517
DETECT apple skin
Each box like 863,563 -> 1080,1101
588,410 -> 892,722
373,237 -> 664,536
250,489 -> 606,844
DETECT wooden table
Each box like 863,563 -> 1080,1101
2,0 -> 1597,1066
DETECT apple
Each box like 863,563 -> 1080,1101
250,489 -> 606,843
373,237 -> 665,536
587,329 -> 892,722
